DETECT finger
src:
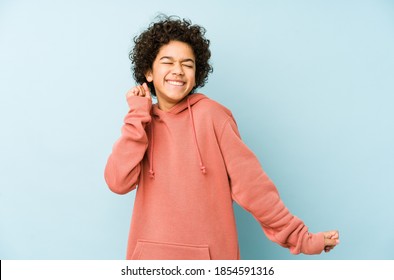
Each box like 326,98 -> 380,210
138,85 -> 145,96
142,82 -> 151,99
324,246 -> 333,253
323,230 -> 338,239
126,88 -> 136,98
324,237 -> 339,247
325,244 -> 337,252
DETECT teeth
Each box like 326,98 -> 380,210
167,80 -> 184,86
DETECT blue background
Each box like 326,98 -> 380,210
1,0 -> 393,260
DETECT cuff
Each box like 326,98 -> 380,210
300,231 -> 325,255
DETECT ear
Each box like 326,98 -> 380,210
145,69 -> 153,82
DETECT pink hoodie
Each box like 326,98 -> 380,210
104,93 -> 325,259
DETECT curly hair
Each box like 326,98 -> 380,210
129,15 -> 213,96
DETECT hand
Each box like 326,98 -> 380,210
323,230 -> 340,253
126,82 -> 151,100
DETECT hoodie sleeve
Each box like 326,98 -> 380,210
104,96 -> 152,195
219,117 -> 325,255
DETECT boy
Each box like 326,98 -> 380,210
104,15 -> 339,259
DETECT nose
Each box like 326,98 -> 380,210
172,62 -> 184,75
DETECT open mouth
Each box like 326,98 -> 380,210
166,80 -> 185,86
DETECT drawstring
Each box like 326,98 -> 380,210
148,97 -> 207,179
187,98 -> 207,174
149,121 -> 155,179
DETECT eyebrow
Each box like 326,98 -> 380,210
159,56 -> 195,64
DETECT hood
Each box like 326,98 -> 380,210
148,93 -> 208,179
151,93 -> 208,116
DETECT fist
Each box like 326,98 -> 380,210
126,82 -> 151,100
323,230 -> 340,253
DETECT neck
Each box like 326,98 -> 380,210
156,95 -> 189,112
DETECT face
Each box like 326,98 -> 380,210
145,40 -> 196,111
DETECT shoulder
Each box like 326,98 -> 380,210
191,94 -> 238,136
193,95 -> 233,120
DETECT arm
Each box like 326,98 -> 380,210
104,83 -> 152,194
220,117 -> 338,254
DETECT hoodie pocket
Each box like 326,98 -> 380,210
131,240 -> 211,260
